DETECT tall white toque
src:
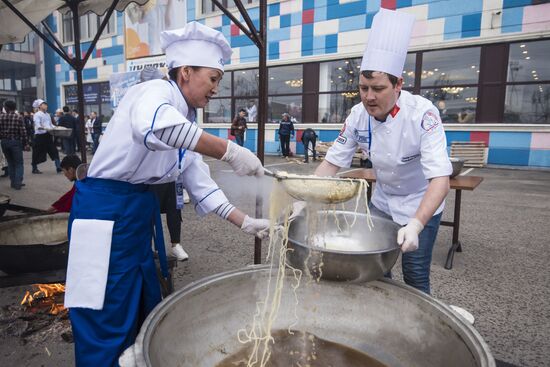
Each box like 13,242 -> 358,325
160,21 -> 232,73
360,8 -> 415,78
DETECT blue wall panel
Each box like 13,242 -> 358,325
445,131 -> 470,145
489,132 -> 531,149
319,130 -> 340,142
528,150 -> 550,167
488,148 -> 530,166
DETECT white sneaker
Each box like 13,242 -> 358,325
449,305 -> 475,325
170,244 -> 189,261
183,189 -> 190,204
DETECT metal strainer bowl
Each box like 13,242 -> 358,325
265,169 -> 361,204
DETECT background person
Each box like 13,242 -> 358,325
313,9 -> 452,295
301,128 -> 317,163
0,100 -> 28,190
231,108 -> 248,146
31,99 -> 61,174
57,106 -> 77,155
278,112 -> 294,158
246,100 -> 257,122
46,155 -> 81,213
90,111 -> 102,154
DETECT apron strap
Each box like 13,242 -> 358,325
152,200 -> 169,279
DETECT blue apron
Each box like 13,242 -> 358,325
68,177 -> 168,367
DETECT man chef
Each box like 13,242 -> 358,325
64,22 -> 267,366
314,9 -> 452,294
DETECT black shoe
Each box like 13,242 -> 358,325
32,169 -> 42,174
11,185 -> 21,190
56,168 -> 63,173
303,160 -> 309,163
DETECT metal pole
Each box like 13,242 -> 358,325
69,0 -> 87,163
254,0 -> 267,264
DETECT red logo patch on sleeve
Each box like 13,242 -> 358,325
421,111 -> 441,132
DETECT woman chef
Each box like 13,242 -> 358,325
314,9 -> 452,294
64,22 -> 266,366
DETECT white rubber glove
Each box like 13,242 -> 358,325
241,215 -> 271,239
397,218 -> 424,253
288,201 -> 307,221
221,141 -> 264,177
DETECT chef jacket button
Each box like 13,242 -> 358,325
397,185 -> 401,188
387,153 -> 391,157
386,130 -> 391,134
168,174 -> 172,178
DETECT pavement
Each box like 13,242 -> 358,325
0,151 -> 549,366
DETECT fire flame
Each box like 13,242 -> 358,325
21,283 -> 66,315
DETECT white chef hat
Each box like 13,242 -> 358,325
160,22 -> 232,72
32,99 -> 46,108
360,8 -> 415,78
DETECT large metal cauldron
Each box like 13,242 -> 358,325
287,211 -> 400,282
0,213 -> 69,274
0,195 -> 10,217
124,266 -> 494,367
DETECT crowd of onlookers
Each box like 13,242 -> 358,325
0,98 -> 103,190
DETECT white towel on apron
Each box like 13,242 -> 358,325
65,219 -> 114,310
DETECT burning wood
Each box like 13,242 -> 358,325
20,283 -> 66,315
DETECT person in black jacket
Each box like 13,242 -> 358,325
278,113 -> 294,157
57,106 -> 77,155
301,128 -> 317,163
90,111 -> 102,154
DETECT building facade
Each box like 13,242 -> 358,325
0,33 -> 38,112
44,0 -> 550,167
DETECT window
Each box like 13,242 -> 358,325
504,40 -> 550,124
62,12 -> 74,43
420,47 -> 480,123
319,58 -> 360,92
269,96 -> 302,123
204,98 -> 232,123
318,58 -> 362,123
269,65 -> 303,94
504,84 -> 549,124
319,92 -> 360,124
217,71 -> 232,97
422,87 -> 478,124
201,0 -> 258,16
62,11 -> 116,44
508,40 -> 550,83
401,53 -> 416,89
421,47 -> 480,87
234,69 -> 258,96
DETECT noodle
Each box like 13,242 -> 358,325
235,176 -> 373,366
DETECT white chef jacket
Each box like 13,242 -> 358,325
179,150 -> 230,217
33,111 -> 54,135
325,90 -> 452,225
88,79 -> 203,184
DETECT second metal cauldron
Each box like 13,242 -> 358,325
0,213 -> 69,274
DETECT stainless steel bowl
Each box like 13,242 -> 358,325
450,157 -> 466,178
287,210 -> 401,282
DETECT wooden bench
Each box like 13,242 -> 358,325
316,142 -> 365,165
450,141 -> 487,168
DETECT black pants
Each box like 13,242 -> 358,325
280,134 -> 291,157
150,182 -> 182,244
32,133 -> 60,167
302,136 -> 317,162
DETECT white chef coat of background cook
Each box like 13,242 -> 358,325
325,90 -> 452,225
